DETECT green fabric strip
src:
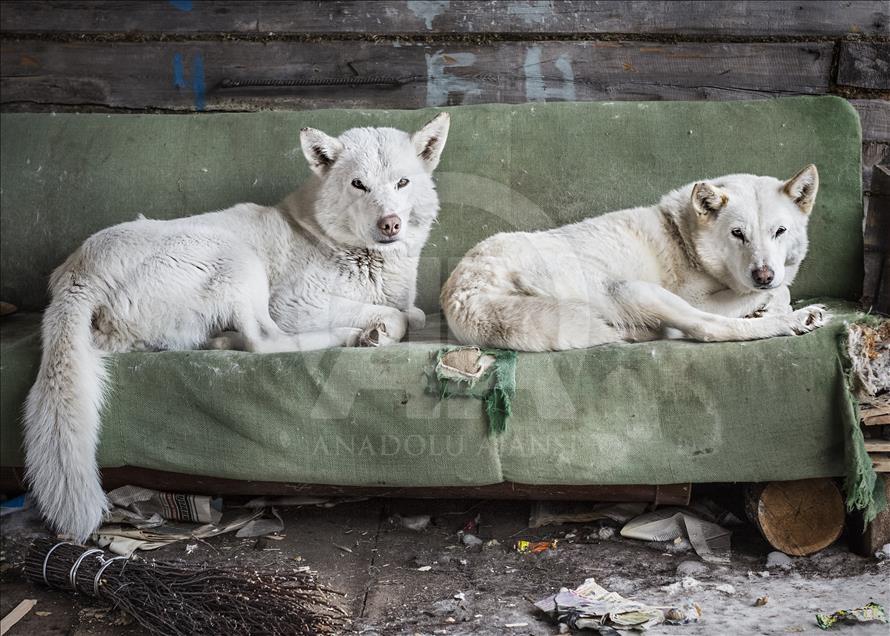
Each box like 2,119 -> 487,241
429,347 -> 517,434
838,317 -> 888,524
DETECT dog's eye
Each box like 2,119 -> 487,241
351,179 -> 368,192
731,228 -> 746,241
397,178 -> 410,189
774,226 -> 786,237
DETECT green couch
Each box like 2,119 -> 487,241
0,97 -> 882,518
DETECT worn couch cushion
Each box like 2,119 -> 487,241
0,304 -> 864,487
0,97 -> 864,312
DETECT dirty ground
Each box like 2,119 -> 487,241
2,497 -> 888,635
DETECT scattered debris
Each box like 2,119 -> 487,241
676,560 -> 709,578
1,599 -> 37,635
515,539 -> 557,554
460,533 -> 483,548
424,592 -> 473,622
875,543 -> 890,560
816,602 -> 887,630
483,539 -> 501,549
462,515 -> 480,534
504,622 -> 529,628
660,577 -> 703,595
621,507 -> 731,563
333,543 -> 353,554
715,583 -> 736,595
529,501 -> 646,528
663,600 -> 702,625
595,526 -> 616,540
766,551 -> 794,570
755,596 -> 769,607
0,495 -> 30,517
398,515 -> 431,531
185,543 -> 198,555
536,578 -> 672,631
416,565 -> 432,572
106,485 -> 222,526
95,507 -> 267,556
236,508 -> 285,538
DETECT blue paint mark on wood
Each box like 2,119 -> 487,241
169,0 -> 193,11
524,46 -> 576,102
172,53 -> 186,88
172,52 -> 206,111
192,53 -> 206,111
425,50 -> 481,106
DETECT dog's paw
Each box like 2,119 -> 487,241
786,304 -> 830,335
357,321 -> 400,347
745,305 -> 768,319
336,327 -> 364,347
358,322 -> 385,347
204,331 -> 245,350
406,306 -> 426,330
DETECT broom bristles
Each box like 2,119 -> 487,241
25,538 -> 347,635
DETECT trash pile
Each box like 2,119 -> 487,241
529,500 -> 737,563
816,602 -> 887,630
535,577 -> 700,632
93,486 -> 287,555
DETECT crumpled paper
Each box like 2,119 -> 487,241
621,507 -> 731,563
94,485 -> 284,555
535,578 -> 667,631
816,602 -> 887,629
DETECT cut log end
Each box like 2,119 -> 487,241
745,478 -> 845,557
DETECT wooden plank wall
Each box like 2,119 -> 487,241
1,0 -> 888,302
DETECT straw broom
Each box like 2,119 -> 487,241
24,538 -> 347,635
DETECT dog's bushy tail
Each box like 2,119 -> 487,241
23,282 -> 109,541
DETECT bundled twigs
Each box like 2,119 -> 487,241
24,538 -> 347,635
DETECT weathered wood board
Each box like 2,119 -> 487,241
1,1 -> 888,37
0,39 -> 836,111
837,41 -> 890,90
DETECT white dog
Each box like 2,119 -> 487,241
442,165 -> 828,351
24,113 -> 450,541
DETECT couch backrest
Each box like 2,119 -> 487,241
0,97 -> 862,312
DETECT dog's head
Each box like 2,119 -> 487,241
299,113 -> 450,249
690,165 -> 818,292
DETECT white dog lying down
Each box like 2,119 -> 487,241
442,165 -> 828,351
24,114 -> 450,541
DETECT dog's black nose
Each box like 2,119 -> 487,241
377,214 -> 401,238
752,266 -> 774,286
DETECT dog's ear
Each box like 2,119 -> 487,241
783,164 -> 819,214
412,112 -> 450,172
300,128 -> 344,176
691,182 -> 729,219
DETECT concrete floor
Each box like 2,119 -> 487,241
2,497 -> 888,635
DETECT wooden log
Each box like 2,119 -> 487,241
0,39 -> 834,112
744,479 -> 845,556
837,42 -> 890,90
0,466 -> 692,505
0,1 -> 887,37
849,475 -> 890,556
